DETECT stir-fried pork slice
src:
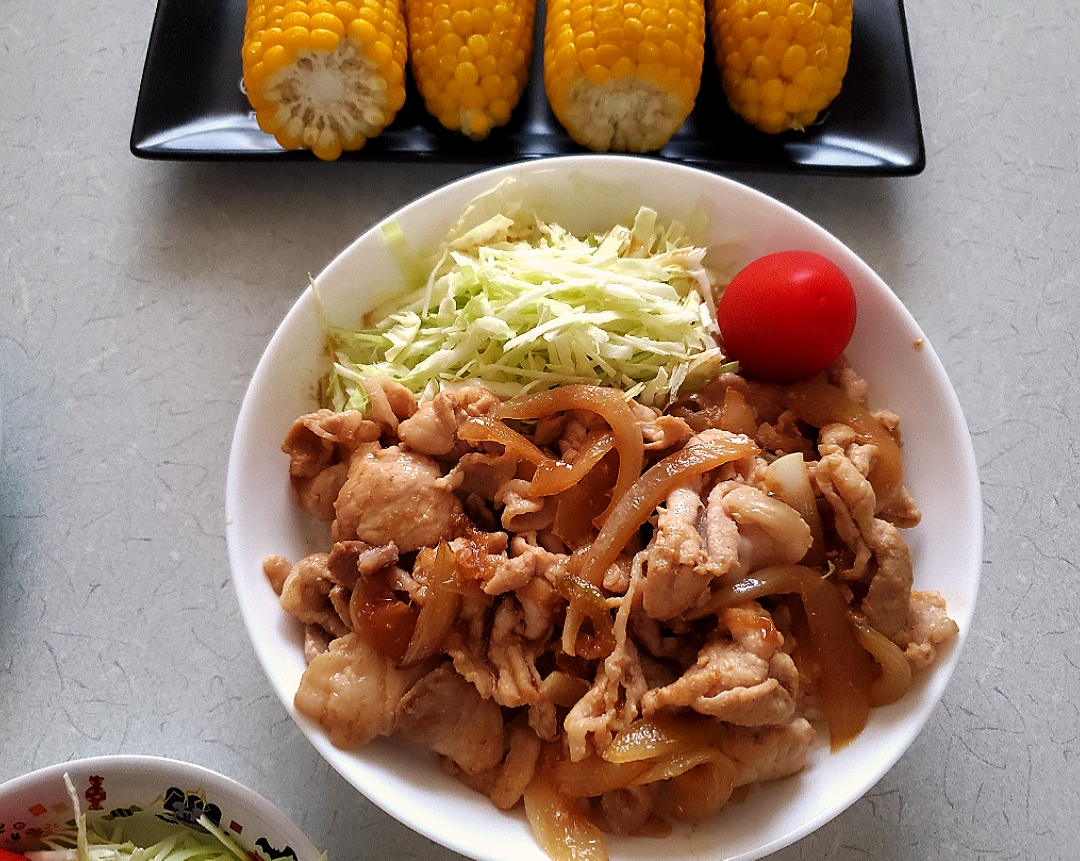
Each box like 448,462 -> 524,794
488,596 -> 546,707
277,552 -> 351,639
858,412 -> 922,527
629,399 -> 693,451
641,601 -> 798,726
282,410 -> 382,520
446,592 -> 560,742
294,632 -> 427,748
819,420 -> 921,529
515,574 -> 562,641
394,663 -> 506,775
444,593 -> 499,696
756,409 -> 818,460
638,430 -> 763,620
303,623 -> 335,663
358,376 -> 418,433
334,444 -> 462,552
396,387 -> 458,455
478,537 -> 568,596
496,478 -> 554,533
897,590 -> 959,669
565,561 -> 647,761
703,485 -> 741,578
827,357 -> 870,406
857,410 -> 923,526
488,719 -> 543,809
442,451 -> 519,501
298,461 -> 350,522
720,718 -> 816,786
436,714 -> 544,810
814,450 -> 912,636
488,594 -> 565,741
711,482 -> 813,576
450,530 -> 565,607
282,409 -> 382,478
642,476 -> 710,620
263,554 -> 293,595
265,553 -> 348,660
325,539 -> 400,589
398,385 -> 501,456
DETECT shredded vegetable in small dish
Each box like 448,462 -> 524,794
20,775 -> 267,861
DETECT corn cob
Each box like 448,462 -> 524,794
406,0 -> 536,141
708,0 -> 852,134
543,0 -> 706,153
242,0 -> 409,160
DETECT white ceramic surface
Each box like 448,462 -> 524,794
0,755 -> 322,860
225,155 -> 982,861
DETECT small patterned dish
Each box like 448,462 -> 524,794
0,755 -> 322,860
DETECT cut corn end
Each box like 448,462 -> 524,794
406,0 -> 536,141
542,0 -> 706,153
242,0 -> 409,159
708,0 -> 853,134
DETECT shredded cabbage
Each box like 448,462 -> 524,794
322,186 -> 732,412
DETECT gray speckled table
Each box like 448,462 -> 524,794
1,2 -> 1078,860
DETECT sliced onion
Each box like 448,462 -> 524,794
551,454 -> 618,549
530,431 -> 615,497
762,452 -> 825,566
458,414 -> 549,464
497,385 -> 645,523
718,386 -> 757,436
661,754 -> 737,821
850,613 -> 913,706
348,567 -> 419,662
578,433 -> 759,587
400,542 -> 460,667
556,573 -> 615,658
553,755 -> 652,797
540,671 -> 592,708
631,747 -> 734,787
523,771 -> 609,861
604,713 -> 725,764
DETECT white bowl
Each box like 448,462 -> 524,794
226,155 -> 982,861
0,755 -> 322,860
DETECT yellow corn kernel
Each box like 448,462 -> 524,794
543,0 -> 706,153
406,0 -> 535,141
242,0 -> 408,160
708,0 -> 852,134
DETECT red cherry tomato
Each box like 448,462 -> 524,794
717,250 -> 857,383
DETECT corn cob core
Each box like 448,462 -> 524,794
242,0 -> 408,160
406,0 -> 536,141
709,0 -> 852,134
543,0 -> 706,153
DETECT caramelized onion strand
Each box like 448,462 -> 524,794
497,385 -> 645,523
850,613 -> 913,706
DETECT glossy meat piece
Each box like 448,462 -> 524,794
333,445 -> 462,552
641,601 -> 798,726
294,632 -> 426,748
394,662 -> 506,775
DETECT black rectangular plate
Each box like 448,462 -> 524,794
130,0 -> 925,175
